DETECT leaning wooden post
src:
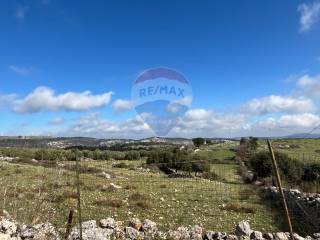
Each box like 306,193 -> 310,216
75,151 -> 83,240
64,209 -> 74,240
267,139 -> 294,239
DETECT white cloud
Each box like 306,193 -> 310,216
255,113 -> 320,130
15,6 -> 28,21
298,1 -> 320,32
9,65 -> 31,76
112,99 -> 135,112
173,108 -> 248,137
184,109 -> 212,121
48,117 -> 65,125
296,74 -> 320,97
50,106 -> 320,138
242,95 -> 316,114
69,113 -> 151,138
13,86 -> 113,113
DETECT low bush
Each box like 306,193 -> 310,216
248,151 -> 320,186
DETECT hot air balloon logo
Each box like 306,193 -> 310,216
131,67 -> 192,136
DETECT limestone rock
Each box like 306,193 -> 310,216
235,221 -> 252,237
129,218 -> 142,231
141,219 -> 157,234
263,233 -> 274,240
274,232 -> 288,240
292,233 -> 304,240
33,222 -> 60,240
19,225 -> 37,239
99,218 -> 116,229
125,226 -> 142,240
250,231 -> 263,240
0,233 -> 11,240
0,219 -> 17,235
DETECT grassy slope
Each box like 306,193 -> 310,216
0,159 -> 284,233
258,138 -> 320,162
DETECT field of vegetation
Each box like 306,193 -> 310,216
1,138 -> 319,234
258,138 -> 320,161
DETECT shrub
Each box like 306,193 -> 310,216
125,151 -> 140,160
248,151 -> 312,185
248,151 -> 273,178
192,138 -> 205,147
302,163 -> 320,182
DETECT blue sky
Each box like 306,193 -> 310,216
1,0 -> 320,138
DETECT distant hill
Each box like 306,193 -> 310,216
0,136 -> 193,148
283,133 -> 320,139
0,136 -> 240,148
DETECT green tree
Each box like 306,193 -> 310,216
192,138 -> 205,148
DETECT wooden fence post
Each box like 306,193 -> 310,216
75,151 -> 83,240
64,209 -> 74,239
267,139 -> 294,239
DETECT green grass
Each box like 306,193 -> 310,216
0,159 -> 284,233
258,138 -> 320,162
194,143 -> 236,161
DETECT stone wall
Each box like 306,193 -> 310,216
1,215 -> 320,240
263,186 -> 320,231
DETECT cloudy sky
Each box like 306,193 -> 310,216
1,0 -> 320,138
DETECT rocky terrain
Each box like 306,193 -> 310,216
264,186 -> 320,230
0,215 -> 319,240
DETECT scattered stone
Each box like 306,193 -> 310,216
190,225 -> 202,240
141,219 -> 157,234
167,229 -> 183,240
81,220 -> 97,230
125,227 -> 141,240
263,233 -> 274,240
204,231 -> 227,240
239,236 -> 250,240
274,232 -> 288,240
313,233 -> 320,239
244,171 -> 255,183
227,234 -> 238,240
235,221 -> 252,237
33,222 -> 60,240
176,227 -> 190,240
250,231 -> 263,240
253,181 -> 263,186
99,218 -> 116,229
293,233 -> 305,240
97,171 -> 111,179
129,218 -> 142,231
109,183 -> 122,189
204,231 -> 216,240
0,233 -> 11,240
0,219 -> 17,235
19,225 -> 37,239
0,216 -> 318,240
